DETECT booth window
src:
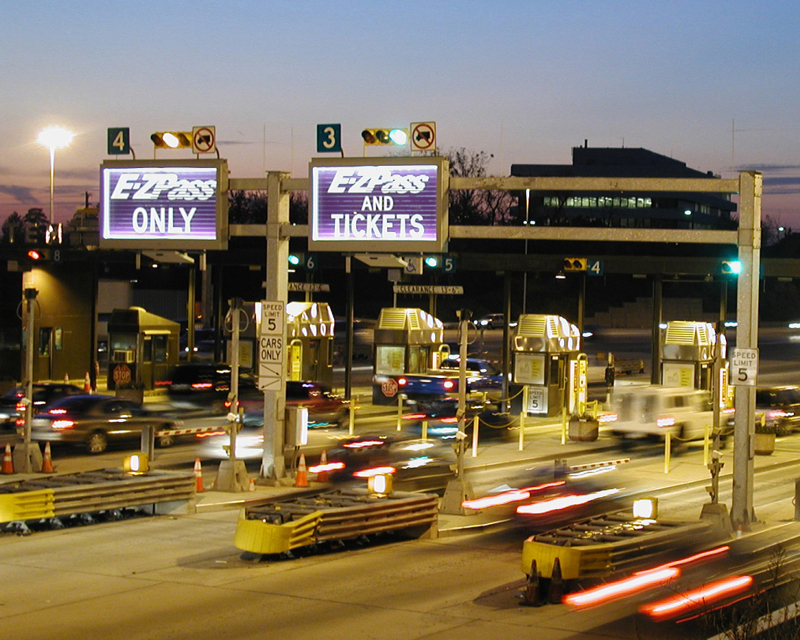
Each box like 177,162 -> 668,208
39,327 -> 51,356
154,335 -> 168,363
375,346 -> 405,376
142,337 -> 153,363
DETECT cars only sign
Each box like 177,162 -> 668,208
258,301 -> 285,391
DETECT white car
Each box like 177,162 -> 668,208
605,385 -> 728,445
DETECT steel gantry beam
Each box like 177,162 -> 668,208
237,172 -> 760,529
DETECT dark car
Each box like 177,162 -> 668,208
402,397 -> 516,440
319,434 -> 454,492
23,395 -> 183,454
755,386 -> 800,435
166,363 -> 259,413
0,383 -> 84,430
240,381 -> 349,429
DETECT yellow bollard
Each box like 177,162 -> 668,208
396,392 -> 403,431
422,419 -> 428,441
520,386 -> 528,451
472,415 -> 479,457
664,433 -> 671,473
561,406 -> 567,445
349,394 -> 357,436
703,424 -> 710,467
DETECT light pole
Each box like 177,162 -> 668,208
37,126 -> 74,224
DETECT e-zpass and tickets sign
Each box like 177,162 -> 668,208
309,156 -> 449,253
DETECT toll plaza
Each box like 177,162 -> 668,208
106,306 -> 180,392
512,314 -> 582,417
660,320 -> 725,391
285,301 -> 336,387
371,307 -> 445,405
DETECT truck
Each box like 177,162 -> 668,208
396,357 -> 504,401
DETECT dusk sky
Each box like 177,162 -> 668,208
3,1 -> 800,227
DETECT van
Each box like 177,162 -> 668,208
605,385 -> 725,445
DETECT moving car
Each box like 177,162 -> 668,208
0,383 -> 84,430
166,363 -> 259,412
402,397 -> 515,440
320,434 -> 454,492
605,385 -> 727,448
238,381 -> 349,429
754,386 -> 800,435
23,395 -> 184,454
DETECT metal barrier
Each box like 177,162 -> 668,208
235,488 -> 439,555
0,469 -> 196,524
521,511 -> 716,581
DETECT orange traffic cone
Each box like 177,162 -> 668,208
295,453 -> 308,487
1,443 -> 14,474
194,458 -> 204,493
316,450 -> 330,482
83,372 -> 91,394
41,442 -> 54,473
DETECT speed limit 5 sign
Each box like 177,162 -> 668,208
730,348 -> 758,387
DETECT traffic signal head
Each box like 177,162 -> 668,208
288,253 -> 302,267
721,260 -> 742,275
563,257 -> 587,271
424,255 -> 440,268
361,128 -> 409,146
150,131 -> 191,149
27,248 -> 50,261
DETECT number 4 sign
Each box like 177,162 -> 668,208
730,348 -> 758,386
107,127 -> 130,155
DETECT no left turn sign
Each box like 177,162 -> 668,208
192,126 -> 216,154
411,122 -> 436,151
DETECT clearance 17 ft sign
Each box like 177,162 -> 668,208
258,301 -> 285,391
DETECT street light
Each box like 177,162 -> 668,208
37,126 -> 74,224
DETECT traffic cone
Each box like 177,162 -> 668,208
548,557 -> 564,604
193,458 -> 204,493
83,372 -> 91,394
64,373 -> 69,384
316,450 -> 330,482
521,559 -> 544,607
41,442 -> 54,473
1,444 -> 14,474
295,453 -> 308,487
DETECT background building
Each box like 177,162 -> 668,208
512,144 -> 736,230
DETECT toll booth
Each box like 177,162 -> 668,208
107,307 -> 180,391
285,301 -> 336,387
512,314 -> 582,417
372,307 -> 445,405
661,320 -> 725,392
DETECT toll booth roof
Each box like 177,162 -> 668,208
514,314 -> 580,353
664,321 -> 716,346
286,302 -> 335,338
375,308 -> 444,346
108,307 -> 180,332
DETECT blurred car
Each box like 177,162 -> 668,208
401,397 -> 515,440
166,363 -> 259,412
478,314 -> 505,329
319,434 -> 454,491
22,395 -> 184,454
237,381 -> 349,429
605,385 -> 727,447
754,386 -> 800,435
0,383 -> 84,430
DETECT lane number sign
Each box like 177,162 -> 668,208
316,124 -> 342,153
730,347 -> 758,386
107,127 -> 130,155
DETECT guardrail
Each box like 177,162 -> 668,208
0,469 -> 196,524
235,488 -> 439,555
